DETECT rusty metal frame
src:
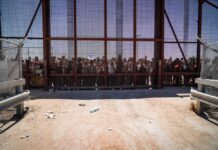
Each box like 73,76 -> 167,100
74,0 -> 77,87
197,0 -> 204,73
104,0 -> 108,86
42,0 -> 51,89
133,0 -> 137,86
154,0 -> 165,88
0,0 -> 204,89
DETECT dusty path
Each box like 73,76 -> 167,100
0,88 -> 218,150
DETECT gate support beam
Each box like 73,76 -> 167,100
133,0 -> 137,86
154,0 -> 164,88
104,0 -> 108,86
74,0 -> 78,87
42,0 -> 51,90
0,12 -> 3,60
197,0 -> 204,73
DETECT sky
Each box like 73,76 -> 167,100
0,0 -> 218,60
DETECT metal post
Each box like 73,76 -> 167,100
104,0 -> 108,86
0,12 -> 3,60
154,0 -> 164,88
196,84 -> 205,115
197,0 -> 204,73
42,0 -> 51,90
74,0 -> 78,87
16,44 -> 24,117
133,0 -> 137,86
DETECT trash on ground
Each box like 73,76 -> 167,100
90,107 -> 99,113
44,111 -> 55,119
49,89 -> 55,92
107,128 -> 112,131
20,134 -> 30,139
79,104 -> 86,106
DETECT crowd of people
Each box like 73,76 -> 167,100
23,55 -> 198,87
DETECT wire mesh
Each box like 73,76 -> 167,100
77,0 -> 104,38
1,0 -> 218,88
50,0 -> 74,37
0,40 -> 20,82
202,1 -> 218,43
107,0 -> 133,38
0,0 -> 42,37
164,0 -> 198,41
201,42 -> 218,80
201,41 -> 218,117
137,0 -> 154,38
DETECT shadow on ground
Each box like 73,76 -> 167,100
30,87 -> 191,100
0,107 -> 28,134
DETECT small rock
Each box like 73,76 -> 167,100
79,104 -> 86,107
20,134 -> 30,139
107,128 -> 112,131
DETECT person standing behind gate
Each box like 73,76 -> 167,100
116,55 -> 124,86
88,60 -> 97,86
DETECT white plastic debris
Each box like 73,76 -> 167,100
90,107 -> 99,113
44,111 -> 55,119
20,134 -> 30,139
107,128 -> 112,131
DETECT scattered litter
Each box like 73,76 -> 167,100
107,128 -> 112,131
49,89 -> 55,92
44,111 -> 55,119
20,134 -> 30,139
90,107 -> 100,113
79,104 -> 86,107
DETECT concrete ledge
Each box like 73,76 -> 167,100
0,79 -> 25,94
191,88 -> 218,107
0,90 -> 30,112
195,78 -> 218,88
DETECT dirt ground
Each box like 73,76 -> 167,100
0,88 -> 218,150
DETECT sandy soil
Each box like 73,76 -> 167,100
0,89 -> 218,150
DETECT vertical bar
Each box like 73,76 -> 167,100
154,0 -> 164,88
0,12 -> 3,60
196,83 -> 205,115
42,0 -> 51,90
133,0 -> 137,86
26,60 -> 30,88
197,0 -> 204,73
74,0 -> 78,87
104,0 -> 108,86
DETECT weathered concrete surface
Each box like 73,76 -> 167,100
0,88 -> 218,150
